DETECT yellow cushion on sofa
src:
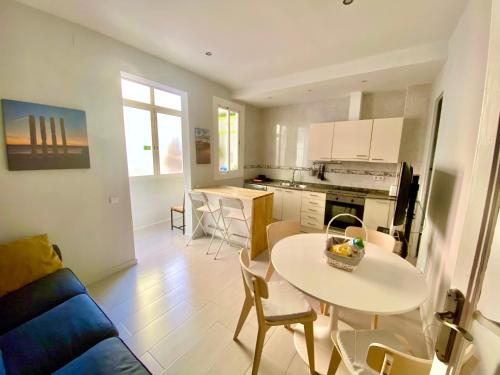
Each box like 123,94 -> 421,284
0,234 -> 63,297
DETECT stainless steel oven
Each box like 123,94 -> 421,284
324,192 -> 365,230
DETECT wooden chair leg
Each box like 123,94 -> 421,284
371,314 -> 379,330
303,321 -> 316,375
320,302 -> 325,315
327,345 -> 342,375
252,325 -> 267,375
264,262 -> 274,282
233,295 -> 253,340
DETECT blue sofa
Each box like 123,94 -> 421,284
0,264 -> 150,375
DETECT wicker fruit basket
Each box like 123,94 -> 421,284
324,213 -> 367,272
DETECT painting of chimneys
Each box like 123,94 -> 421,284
1,99 -> 90,170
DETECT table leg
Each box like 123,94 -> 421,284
293,305 -> 352,375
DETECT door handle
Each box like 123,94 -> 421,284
434,312 -> 473,342
434,289 -> 472,363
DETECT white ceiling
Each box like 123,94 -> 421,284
16,0 -> 467,106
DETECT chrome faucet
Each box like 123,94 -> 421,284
291,168 -> 300,185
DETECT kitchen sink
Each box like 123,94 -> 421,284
279,182 -> 308,189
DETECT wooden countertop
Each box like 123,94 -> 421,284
194,185 -> 272,200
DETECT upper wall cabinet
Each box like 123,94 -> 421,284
369,118 -> 404,163
308,122 -> 334,161
331,120 -> 373,161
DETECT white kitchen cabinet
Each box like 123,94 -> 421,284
369,118 -> 404,163
363,198 -> 395,230
282,189 -> 302,221
301,191 -> 326,229
268,187 -> 284,220
308,122 -> 334,161
332,120 -> 373,161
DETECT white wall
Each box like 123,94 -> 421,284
247,88 -> 430,191
416,0 -> 492,350
0,0 -> 233,284
129,175 -> 184,229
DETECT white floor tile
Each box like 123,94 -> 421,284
140,352 -> 164,375
86,222 -> 429,375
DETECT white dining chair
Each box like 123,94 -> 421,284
264,220 -> 301,281
327,329 -> 431,375
186,191 -> 224,253
345,226 -> 396,253
266,220 -> 328,315
234,249 -> 317,375
345,226 -> 397,329
213,197 -> 251,260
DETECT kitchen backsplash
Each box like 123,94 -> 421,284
245,161 -> 398,191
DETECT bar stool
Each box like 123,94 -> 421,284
214,197 -> 251,260
186,191 -> 223,253
170,195 -> 185,234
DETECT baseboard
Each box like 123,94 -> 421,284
86,258 -> 138,286
133,219 -> 170,231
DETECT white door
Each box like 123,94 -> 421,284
332,120 -> 373,160
428,3 -> 500,369
369,118 -> 404,163
308,122 -> 334,161
282,189 -> 302,221
430,131 -> 500,374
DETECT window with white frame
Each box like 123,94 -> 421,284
121,77 -> 184,177
214,97 -> 244,179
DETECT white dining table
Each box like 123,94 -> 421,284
271,233 -> 428,374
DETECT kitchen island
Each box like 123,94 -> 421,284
193,186 -> 273,259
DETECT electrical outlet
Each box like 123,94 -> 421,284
373,176 -> 385,181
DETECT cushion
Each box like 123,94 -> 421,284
0,268 -> 86,335
53,337 -> 151,375
0,294 -> 118,375
0,350 -> 5,375
336,330 -> 409,374
263,281 -> 313,321
0,234 -> 63,297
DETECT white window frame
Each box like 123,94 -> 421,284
213,96 -> 245,180
121,73 -> 187,178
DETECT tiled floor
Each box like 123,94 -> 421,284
88,222 -> 428,375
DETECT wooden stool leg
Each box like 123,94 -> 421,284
371,314 -> 379,330
170,209 -> 173,230
303,321 -> 316,375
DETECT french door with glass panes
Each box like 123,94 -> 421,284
121,77 -> 183,177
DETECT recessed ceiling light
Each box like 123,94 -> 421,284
343,0 -> 354,5
205,51 -> 213,56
